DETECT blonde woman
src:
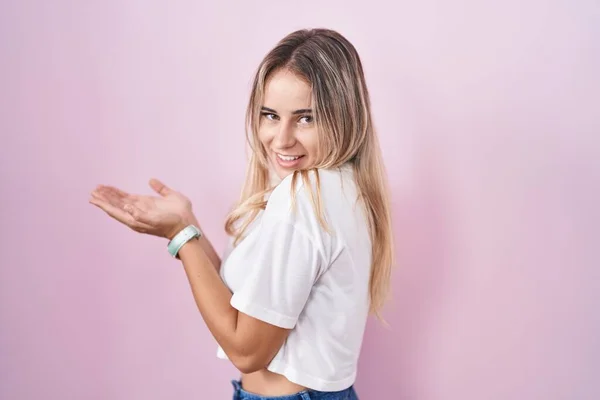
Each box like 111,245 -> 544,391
90,28 -> 394,400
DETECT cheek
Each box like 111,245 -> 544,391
257,127 -> 272,147
302,131 -> 320,158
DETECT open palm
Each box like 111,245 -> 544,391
89,178 -> 196,240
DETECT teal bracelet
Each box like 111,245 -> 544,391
167,225 -> 202,258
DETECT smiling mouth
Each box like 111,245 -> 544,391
276,153 -> 305,161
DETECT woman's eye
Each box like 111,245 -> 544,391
261,112 -> 278,121
299,115 -> 313,124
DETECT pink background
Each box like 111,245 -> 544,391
1,1 -> 598,399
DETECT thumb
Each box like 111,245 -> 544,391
149,178 -> 172,197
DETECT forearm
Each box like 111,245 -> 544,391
176,237 -> 244,361
195,234 -> 222,271
181,215 -> 221,271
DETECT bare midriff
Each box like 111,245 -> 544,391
240,369 -> 307,396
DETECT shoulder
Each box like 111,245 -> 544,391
265,164 -> 355,216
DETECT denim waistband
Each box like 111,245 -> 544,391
231,380 -> 312,400
231,379 -> 358,400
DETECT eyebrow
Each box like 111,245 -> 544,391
261,106 -> 313,115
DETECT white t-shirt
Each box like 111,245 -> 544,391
216,163 -> 372,392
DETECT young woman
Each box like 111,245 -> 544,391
90,28 -> 394,400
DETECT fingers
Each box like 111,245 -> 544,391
149,178 -> 172,197
96,185 -> 139,202
96,188 -> 127,210
89,196 -> 153,233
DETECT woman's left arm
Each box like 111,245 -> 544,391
89,180 -> 289,373
177,238 -> 290,373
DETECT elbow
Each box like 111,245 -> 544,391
236,363 -> 262,375
230,353 -> 266,374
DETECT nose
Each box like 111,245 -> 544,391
273,121 -> 296,149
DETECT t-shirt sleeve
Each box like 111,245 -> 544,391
229,214 -> 323,329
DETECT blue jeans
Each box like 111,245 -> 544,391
231,380 -> 359,400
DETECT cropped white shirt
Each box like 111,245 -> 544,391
216,164 -> 372,392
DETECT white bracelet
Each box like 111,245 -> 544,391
167,225 -> 202,258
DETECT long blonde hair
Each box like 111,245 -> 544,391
224,28 -> 394,319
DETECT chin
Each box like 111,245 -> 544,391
270,155 -> 308,180
276,169 -> 294,180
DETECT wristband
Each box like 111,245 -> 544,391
167,225 -> 202,258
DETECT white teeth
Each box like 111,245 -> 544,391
277,154 -> 300,161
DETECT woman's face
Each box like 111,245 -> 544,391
258,69 -> 319,180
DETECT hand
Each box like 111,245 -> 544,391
89,178 -> 198,240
